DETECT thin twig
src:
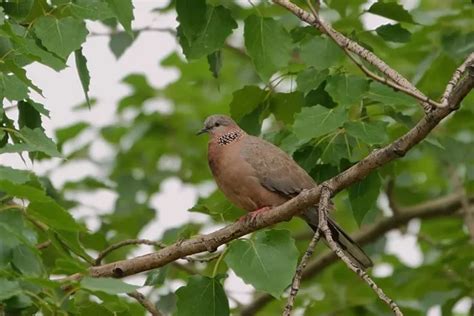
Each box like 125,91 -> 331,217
283,230 -> 321,316
94,239 -> 167,266
386,179 -> 401,217
449,167 -> 474,241
276,0 -> 436,112
35,240 -> 52,250
127,290 -> 163,316
317,186 -> 403,316
441,52 -> 474,107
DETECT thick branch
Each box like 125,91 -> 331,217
241,192 -> 467,316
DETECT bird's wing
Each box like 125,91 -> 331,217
240,136 -> 316,197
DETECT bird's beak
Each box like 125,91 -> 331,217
196,127 -> 209,135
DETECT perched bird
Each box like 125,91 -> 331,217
197,114 -> 373,269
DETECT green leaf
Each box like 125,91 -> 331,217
176,275 -> 229,316
0,166 -> 31,184
270,91 -> 304,124
375,23 -> 411,43
300,36 -> 344,70
224,229 -> 298,297
56,122 -> 89,145
0,7 -> 5,25
106,0 -> 134,35
366,82 -> 416,107
33,16 -> 88,59
207,50 -> 222,79
20,127 -> 62,157
109,32 -> 137,59
229,85 -> 266,121
0,73 -> 29,101
28,200 -> 84,232
178,5 -> 237,60
293,105 -> 348,142
27,100 -> 49,117
368,1 -> 415,24
0,279 -> 22,301
176,0 -> 207,41
189,190 -> 245,222
74,48 -> 91,108
348,172 -> 381,226
144,267 -> 168,286
12,244 -> 44,276
18,100 -> 42,130
244,15 -> 292,81
325,74 -> 369,105
344,121 -> 389,145
81,277 -> 140,294
296,67 -> 329,95
69,0 -> 115,20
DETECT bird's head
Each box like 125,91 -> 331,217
196,114 -> 240,137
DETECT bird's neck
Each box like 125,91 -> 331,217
212,128 -> 245,146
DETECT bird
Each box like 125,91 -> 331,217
197,114 -> 373,269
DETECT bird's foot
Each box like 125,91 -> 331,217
238,206 -> 271,223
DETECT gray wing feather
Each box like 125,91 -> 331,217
240,136 -> 316,197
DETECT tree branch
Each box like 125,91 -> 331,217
318,186 -> 402,315
127,290 -> 163,316
94,239 -> 167,266
441,52 -> 474,107
283,230 -> 321,316
241,192 -> 468,316
275,0 -> 438,111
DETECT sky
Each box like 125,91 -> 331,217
0,0 -> 469,314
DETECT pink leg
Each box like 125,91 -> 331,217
238,206 -> 272,223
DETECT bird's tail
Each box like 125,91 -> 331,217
305,214 -> 373,270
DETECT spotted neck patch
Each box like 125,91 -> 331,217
217,130 -> 242,145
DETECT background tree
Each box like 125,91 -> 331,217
0,0 -> 473,315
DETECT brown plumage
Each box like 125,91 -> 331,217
198,114 -> 373,269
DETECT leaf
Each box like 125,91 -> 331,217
293,105 -> 348,142
367,82 -> 416,107
178,5 -> 237,60
0,73 -> 29,101
296,67 -> 329,95
244,15 -> 292,81
207,50 -> 222,79
28,200 -> 84,232
368,1 -> 415,24
348,171 -> 381,226
344,121 -> 389,145
176,0 -> 207,41
81,277 -> 140,294
0,7 -> 4,25
0,279 -> 22,301
176,275 -> 229,316
109,31 -> 137,59
300,36 -> 344,70
144,267 -> 168,286
74,48 -> 91,108
0,166 -> 31,184
189,190 -> 245,222
375,23 -> 411,43
56,122 -> 89,145
106,0 -> 134,35
18,100 -> 42,130
33,16 -> 88,59
229,86 -> 266,121
69,0 -> 115,20
28,100 -> 49,117
270,91 -> 304,124
224,229 -> 298,297
12,244 -> 44,276
325,74 -> 369,105
20,127 -> 62,157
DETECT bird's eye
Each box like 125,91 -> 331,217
214,122 -> 220,127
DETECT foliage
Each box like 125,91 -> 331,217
0,0 -> 472,315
